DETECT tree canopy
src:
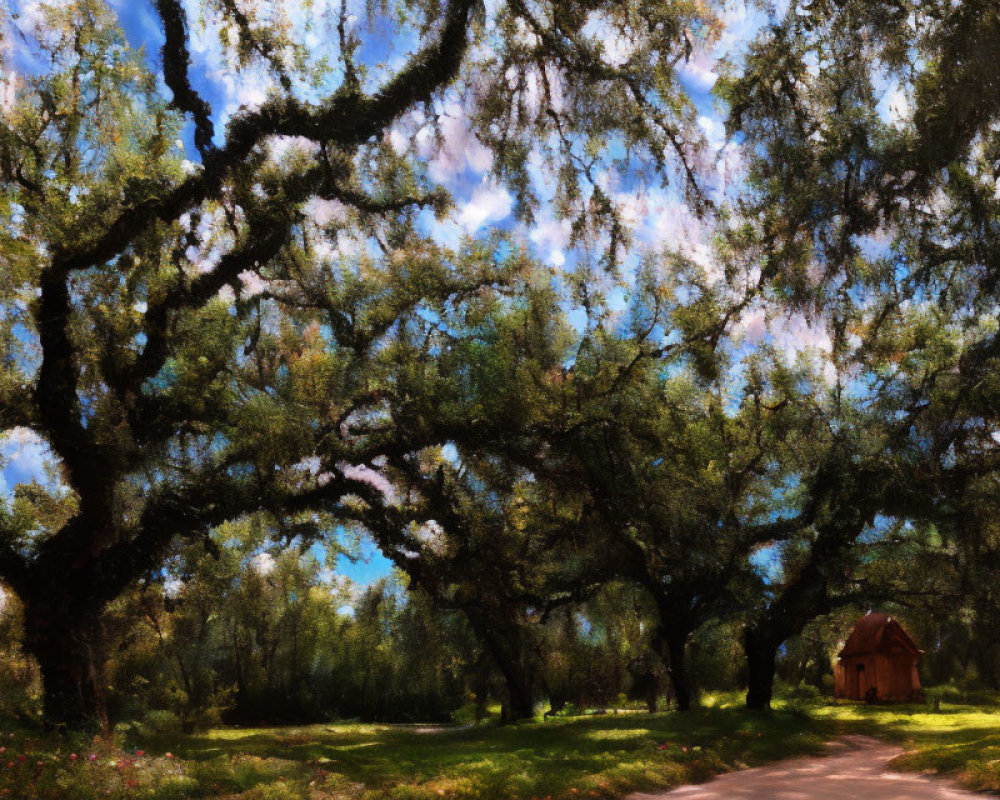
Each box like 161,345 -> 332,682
2,0 -> 1000,730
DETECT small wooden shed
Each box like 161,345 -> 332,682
833,612 -> 923,702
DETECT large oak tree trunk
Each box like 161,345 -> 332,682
744,628 -> 777,711
23,600 -> 108,731
466,613 -> 537,723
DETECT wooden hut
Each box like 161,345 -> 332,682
833,612 -> 923,702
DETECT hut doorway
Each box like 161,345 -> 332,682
853,663 -> 867,698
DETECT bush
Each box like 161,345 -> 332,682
780,682 -> 822,701
924,684 -> 1000,707
140,710 -> 184,735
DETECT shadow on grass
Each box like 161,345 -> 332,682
138,707 -> 835,797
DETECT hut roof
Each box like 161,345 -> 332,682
838,612 -> 922,659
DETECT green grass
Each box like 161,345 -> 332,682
137,705 -> 835,800
3,695 -> 1000,799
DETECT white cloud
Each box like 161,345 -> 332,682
268,136 -> 320,161
306,197 -> 349,227
529,213 -> 572,267
634,191 -> 725,283
456,181 -> 512,232
426,103 -> 494,181
678,52 -> 718,92
14,0 -> 61,48
876,80 -> 912,129
736,303 -> 832,355
697,114 -> 727,151
582,12 -> 635,67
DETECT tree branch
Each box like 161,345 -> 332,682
51,0 -> 476,277
154,0 -> 216,157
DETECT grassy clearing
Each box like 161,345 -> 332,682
2,695 -> 1000,799
0,706 -> 832,800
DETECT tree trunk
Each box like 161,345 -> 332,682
744,628 -> 777,711
467,615 -> 536,723
658,629 -> 694,711
502,667 -> 534,722
23,601 -> 108,731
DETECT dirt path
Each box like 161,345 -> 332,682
628,736 -> 983,800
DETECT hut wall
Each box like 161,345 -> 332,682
875,653 -> 918,700
837,655 -> 880,700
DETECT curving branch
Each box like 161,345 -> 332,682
154,0 -> 216,157
51,0 -> 477,278
34,0 -> 475,476
123,180 -> 315,397
321,184 -> 449,216
34,269 -> 114,525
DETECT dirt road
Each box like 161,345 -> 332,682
628,736 -> 982,800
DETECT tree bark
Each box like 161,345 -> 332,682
657,629 -> 694,711
502,667 -> 535,722
744,628 -> 777,711
22,600 -> 108,731
466,614 -> 536,723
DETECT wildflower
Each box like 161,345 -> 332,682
657,744 -> 667,751
70,754 -> 77,761
89,754 -> 97,762
135,750 -> 145,757
165,752 -> 174,759
18,754 -> 25,763
681,747 -> 688,753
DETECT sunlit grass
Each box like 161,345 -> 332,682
805,700 -> 1000,792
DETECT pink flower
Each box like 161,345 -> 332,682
135,750 -> 144,757
88,754 -> 97,762
69,754 -> 77,761
657,744 -> 667,751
